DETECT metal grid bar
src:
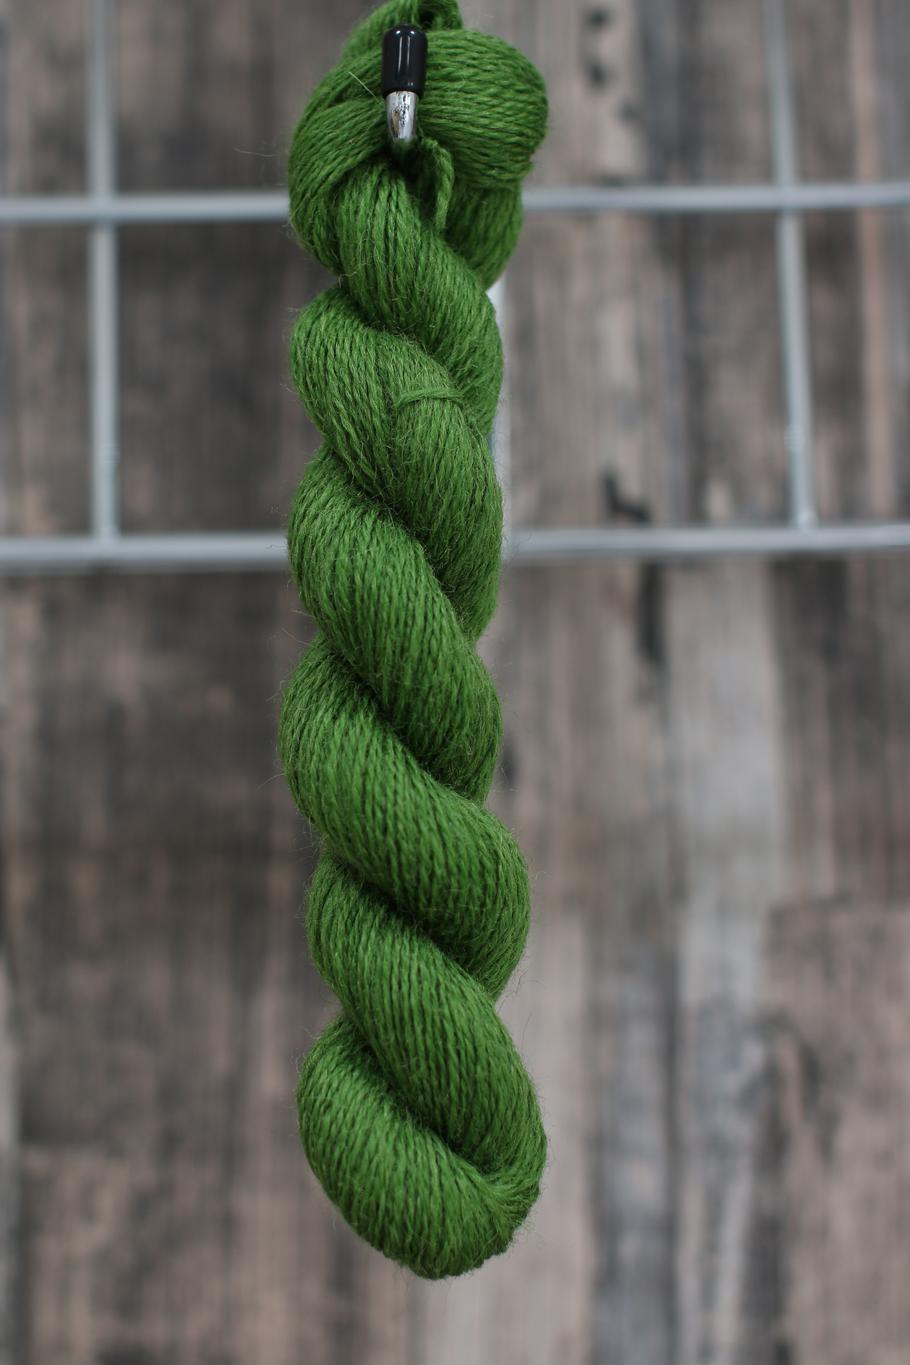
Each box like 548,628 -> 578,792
0,0 -> 909,573
87,0 -> 119,540
3,182 -> 910,227
3,523 -> 910,575
765,0 -> 816,527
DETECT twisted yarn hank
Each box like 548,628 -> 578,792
279,0 -> 548,1279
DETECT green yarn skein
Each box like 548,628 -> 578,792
279,0 -> 548,1279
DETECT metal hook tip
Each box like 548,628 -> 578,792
385,90 -> 419,144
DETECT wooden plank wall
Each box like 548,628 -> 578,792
2,1 -> 910,1362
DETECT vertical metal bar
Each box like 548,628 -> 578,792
87,0 -> 119,539
764,0 -> 817,527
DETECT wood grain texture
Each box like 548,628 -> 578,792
119,223 -> 319,533
0,944 -> 20,1365
792,0 -> 910,520
2,1 -> 910,1363
0,0 -> 88,535
763,900 -> 910,1365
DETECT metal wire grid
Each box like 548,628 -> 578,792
2,0 -> 910,573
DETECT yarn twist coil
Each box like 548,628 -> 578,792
279,0 -> 548,1279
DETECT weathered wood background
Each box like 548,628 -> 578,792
2,1 -> 910,1362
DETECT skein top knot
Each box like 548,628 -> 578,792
287,0 -> 547,283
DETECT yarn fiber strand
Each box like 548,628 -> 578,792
280,0 -> 548,1279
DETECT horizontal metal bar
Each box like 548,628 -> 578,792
527,182 -> 910,215
3,524 -> 910,574
0,191 -> 292,227
0,534 -> 290,573
3,181 -> 910,228
506,523 -> 910,561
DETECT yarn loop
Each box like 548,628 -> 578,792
280,0 -> 548,1278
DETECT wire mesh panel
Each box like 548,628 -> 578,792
2,0 -> 910,571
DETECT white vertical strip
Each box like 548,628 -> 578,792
488,277 -> 513,550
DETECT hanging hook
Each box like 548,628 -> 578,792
381,25 -> 427,145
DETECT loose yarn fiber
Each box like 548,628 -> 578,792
279,0 -> 548,1279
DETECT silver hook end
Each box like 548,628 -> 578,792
385,90 -> 419,145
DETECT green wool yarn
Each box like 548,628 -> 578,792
279,0 -> 548,1279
